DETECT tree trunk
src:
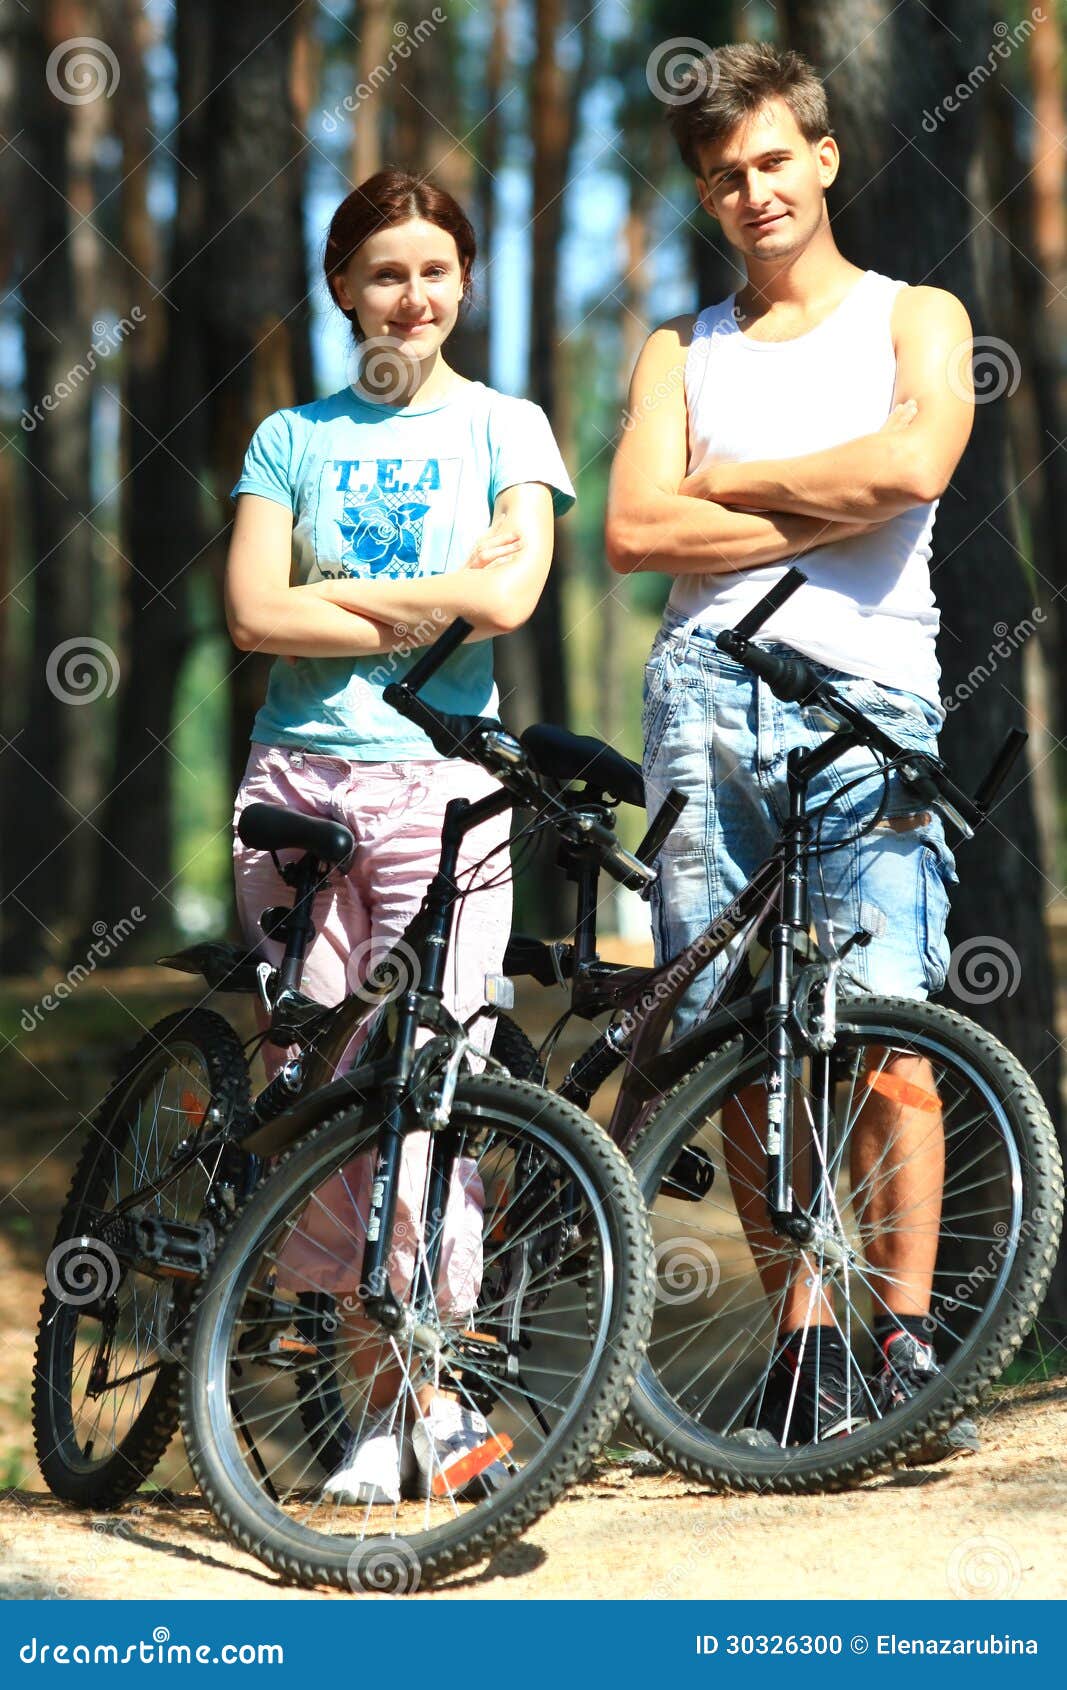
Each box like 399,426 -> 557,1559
475,0 -> 541,734
350,0 -> 392,183
784,0 -> 1065,1323
1,3 -> 101,972
85,0 -> 208,958
526,0 -> 593,736
197,2 -> 316,809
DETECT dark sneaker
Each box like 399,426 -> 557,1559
737,1330 -> 869,1447
871,1328 -> 980,1463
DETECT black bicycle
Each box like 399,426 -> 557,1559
363,569 -> 1062,1492
32,672 -> 545,1512
33,627 -> 658,1591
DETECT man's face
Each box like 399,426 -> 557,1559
693,97 -> 838,264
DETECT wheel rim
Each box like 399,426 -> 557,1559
638,1019 -> 1025,1461
195,1103 -> 619,1581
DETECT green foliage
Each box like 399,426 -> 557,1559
171,573 -> 233,940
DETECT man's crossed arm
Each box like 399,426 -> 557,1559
606,286 -> 975,577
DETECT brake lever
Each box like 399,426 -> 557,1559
935,799 -> 974,841
897,754 -> 975,842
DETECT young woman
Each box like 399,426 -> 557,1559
226,169 -> 575,1503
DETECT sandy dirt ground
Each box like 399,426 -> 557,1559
3,1380 -> 1065,1603
2,965 -> 1065,1604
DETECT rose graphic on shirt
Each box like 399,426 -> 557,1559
337,488 -> 430,578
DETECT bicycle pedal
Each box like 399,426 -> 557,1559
430,1433 -> 513,1498
238,1331 -> 319,1367
662,1145 -> 716,1202
453,1331 -> 502,1356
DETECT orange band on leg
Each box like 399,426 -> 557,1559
864,1070 -> 940,1111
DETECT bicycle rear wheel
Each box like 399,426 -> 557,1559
180,1074 -> 653,1590
32,1008 -> 251,1507
628,995 -> 1062,1491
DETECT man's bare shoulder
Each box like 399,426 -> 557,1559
891,284 -> 972,343
645,313 -> 703,353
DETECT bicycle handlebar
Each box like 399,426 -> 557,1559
400,615 -> 474,693
714,572 -> 1026,840
383,623 -> 659,890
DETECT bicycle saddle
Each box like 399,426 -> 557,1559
237,801 -> 355,866
520,724 -> 644,808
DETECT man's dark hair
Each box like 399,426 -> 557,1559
667,41 -> 832,176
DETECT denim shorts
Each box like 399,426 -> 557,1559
642,619 -> 958,1039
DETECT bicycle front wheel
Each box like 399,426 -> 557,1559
180,1074 -> 653,1591
628,995 -> 1062,1491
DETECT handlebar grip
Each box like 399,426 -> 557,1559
973,727 -> 1027,814
383,685 -> 483,760
401,616 -> 473,695
634,787 -> 688,865
715,632 -> 822,704
731,568 -> 808,642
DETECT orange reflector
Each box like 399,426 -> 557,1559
459,1330 -> 502,1346
431,1433 -> 513,1498
864,1071 -> 940,1112
179,1089 -> 205,1125
270,1336 -> 318,1358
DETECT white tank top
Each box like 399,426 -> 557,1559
669,269 -> 942,710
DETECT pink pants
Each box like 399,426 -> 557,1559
232,744 -> 513,1320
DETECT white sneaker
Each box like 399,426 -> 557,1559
323,1425 -> 416,1506
410,1398 -> 511,1500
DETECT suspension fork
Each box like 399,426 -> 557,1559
415,1126 -> 462,1319
765,746 -> 816,1243
359,788 -> 514,1332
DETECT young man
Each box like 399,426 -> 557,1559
606,43 -> 977,1455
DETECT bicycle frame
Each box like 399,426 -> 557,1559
232,784 -> 516,1334
354,783 -> 514,1330
555,726 -> 868,1239
247,720 -> 868,1248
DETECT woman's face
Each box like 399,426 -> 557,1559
333,218 -> 467,358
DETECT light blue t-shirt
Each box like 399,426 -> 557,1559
230,379 -> 576,759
